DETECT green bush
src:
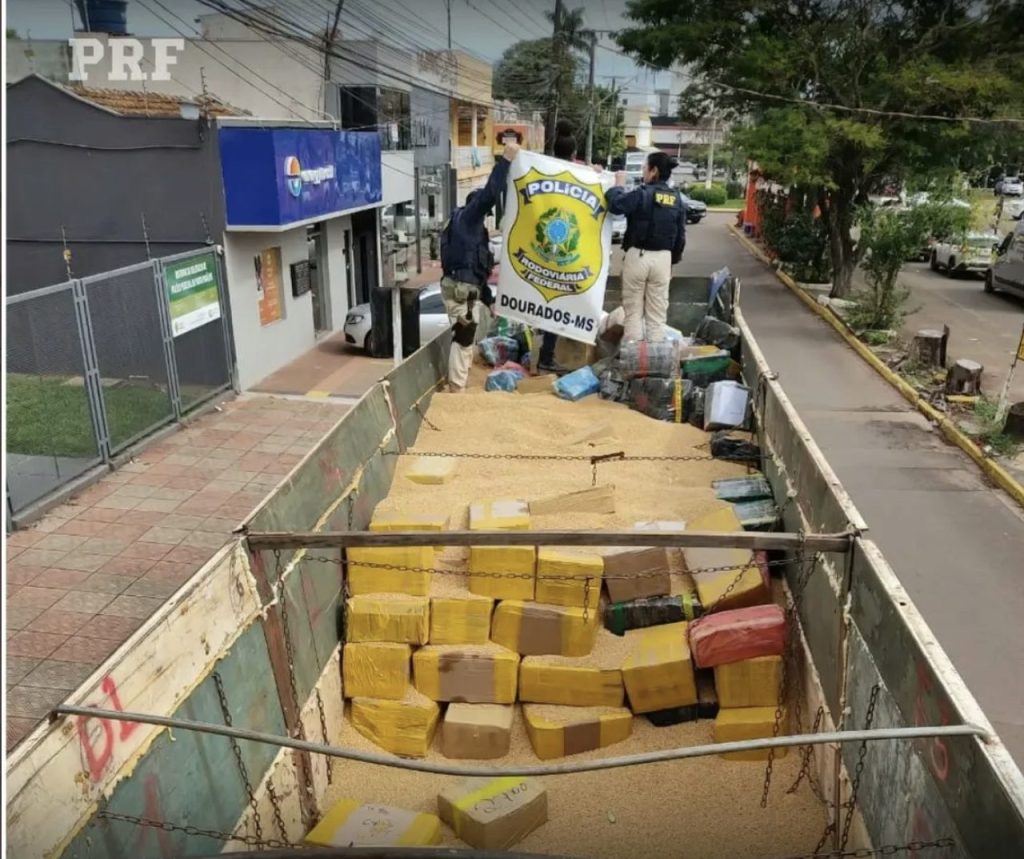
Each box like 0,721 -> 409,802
686,183 -> 728,206
725,180 -> 745,200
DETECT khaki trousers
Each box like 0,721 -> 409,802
621,248 -> 671,342
441,277 -> 479,391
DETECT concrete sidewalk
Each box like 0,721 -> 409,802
5,395 -> 347,749
681,214 -> 1024,767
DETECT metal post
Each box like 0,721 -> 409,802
392,285 -> 402,368
414,166 -> 423,275
585,31 -> 596,164
71,279 -> 112,463
705,110 -> 717,190
152,260 -> 184,420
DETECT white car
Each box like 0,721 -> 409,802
1004,198 -> 1024,220
998,176 -> 1023,196
611,213 -> 627,243
343,282 -> 450,352
930,233 -> 999,277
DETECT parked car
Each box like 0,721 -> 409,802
996,176 -> 1023,196
611,213 -> 627,243
986,224 -> 1024,297
344,282 -> 449,352
930,233 -> 999,277
1005,198 -> 1024,220
681,194 -> 707,224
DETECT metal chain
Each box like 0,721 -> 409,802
780,839 -> 955,859
384,450 -> 731,463
94,810 -> 298,850
788,705 -> 827,798
841,684 -> 881,849
315,688 -> 333,785
414,401 -> 440,431
212,671 -> 264,845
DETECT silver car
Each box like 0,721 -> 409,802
343,282 -> 450,352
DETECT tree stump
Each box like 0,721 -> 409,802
913,326 -> 949,368
945,359 -> 983,395
1005,402 -> 1024,439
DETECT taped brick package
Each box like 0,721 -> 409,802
601,546 -> 671,603
518,630 -> 631,707
535,549 -> 604,607
349,687 -> 441,757
523,704 -> 633,760
469,499 -> 530,531
430,579 -> 494,645
621,621 -> 697,713
305,799 -> 442,847
490,600 -> 598,657
688,604 -> 787,668
714,706 -> 788,761
714,655 -> 783,708
468,545 -> 536,601
604,589 -> 703,636
369,509 -> 449,556
437,777 -> 548,849
347,545 -> 434,596
345,594 -> 430,644
406,456 -> 458,485
342,642 -> 410,700
413,643 -> 519,703
441,703 -> 514,759
684,507 -> 769,611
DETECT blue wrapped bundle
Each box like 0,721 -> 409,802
485,368 -> 525,392
478,335 -> 520,367
553,366 -> 600,401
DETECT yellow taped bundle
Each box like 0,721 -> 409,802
714,655 -> 783,708
490,600 -> 598,657
349,687 -> 440,758
714,707 -> 788,761
685,508 -> 768,611
370,509 -> 449,556
345,594 -> 430,644
342,642 -> 410,700
518,630 -> 631,707
347,546 -> 434,596
305,798 -> 442,847
621,621 -> 697,713
468,545 -> 536,601
406,456 -> 458,485
413,643 -> 519,703
523,704 -> 633,760
535,549 -> 604,607
430,578 -> 494,645
437,777 -> 548,849
469,499 -> 530,531
441,703 -> 514,759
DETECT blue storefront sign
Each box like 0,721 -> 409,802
218,127 -> 382,228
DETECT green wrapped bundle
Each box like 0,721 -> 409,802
681,351 -> 734,387
713,476 -> 773,503
646,705 -> 699,727
734,499 -> 780,531
604,592 -> 704,636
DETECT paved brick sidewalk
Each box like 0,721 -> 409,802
5,395 -> 347,750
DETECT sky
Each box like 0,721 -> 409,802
5,0 -> 676,103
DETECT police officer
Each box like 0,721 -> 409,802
440,140 -> 520,391
605,152 -> 686,342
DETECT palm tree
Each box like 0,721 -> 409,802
542,3 -> 592,152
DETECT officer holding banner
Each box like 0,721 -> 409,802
605,152 -> 686,342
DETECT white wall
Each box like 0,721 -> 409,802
324,216 -> 353,330
382,150 -> 415,206
223,226 -> 314,390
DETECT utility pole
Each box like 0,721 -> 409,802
705,110 -> 718,190
585,30 -> 596,164
446,0 -> 452,52
548,0 -> 564,155
606,75 -> 616,165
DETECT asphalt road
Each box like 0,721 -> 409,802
899,260 -> 1024,402
677,213 -> 1024,769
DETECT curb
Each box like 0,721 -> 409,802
727,223 -> 1024,510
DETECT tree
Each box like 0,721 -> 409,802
617,0 -> 1024,297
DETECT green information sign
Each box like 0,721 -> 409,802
164,252 -> 222,337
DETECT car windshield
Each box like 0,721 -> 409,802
967,237 -> 995,249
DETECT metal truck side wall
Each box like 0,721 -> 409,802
737,308 -> 1024,855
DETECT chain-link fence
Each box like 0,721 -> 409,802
5,249 -> 233,516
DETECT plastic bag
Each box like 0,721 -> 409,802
681,350 -> 734,386
695,315 -> 740,351
484,368 -> 525,392
604,592 -> 704,636
628,377 -> 689,422
684,384 -> 705,428
478,335 -> 520,367
733,499 -> 780,531
710,431 -> 760,462
599,366 -> 627,402
618,340 -> 680,380
704,380 -> 751,430
688,604 -> 787,668
553,365 -> 600,401
712,476 -> 772,503
495,361 -> 527,377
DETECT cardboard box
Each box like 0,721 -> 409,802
601,546 -> 671,603
714,706 -> 788,761
554,337 -> 596,371
517,374 -> 557,394
413,644 -> 519,703
621,621 -> 697,714
535,549 -> 604,608
519,657 -> 625,708
490,600 -> 598,657
468,545 -> 536,601
350,687 -> 440,757
345,594 -> 430,644
437,777 -> 548,849
523,704 -> 633,760
714,655 -> 783,708
406,456 -> 458,485
469,499 -> 530,531
347,546 -> 434,596
342,642 -> 410,700
305,799 -> 442,847
441,703 -> 514,760
688,604 -> 787,668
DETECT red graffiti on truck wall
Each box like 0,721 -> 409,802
914,662 -> 951,782
77,675 -> 140,781
135,774 -> 174,858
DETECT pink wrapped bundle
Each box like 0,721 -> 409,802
688,604 -> 786,668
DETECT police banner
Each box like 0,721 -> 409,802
496,151 -> 612,345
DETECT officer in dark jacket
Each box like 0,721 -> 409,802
440,140 -> 520,390
605,152 -> 686,342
